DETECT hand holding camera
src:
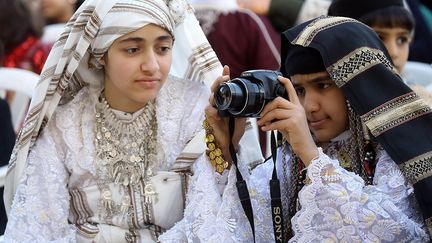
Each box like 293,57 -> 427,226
214,69 -> 287,117
256,76 -> 318,166
205,66 -> 246,162
210,68 -> 318,165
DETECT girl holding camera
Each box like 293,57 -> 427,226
202,16 -> 432,242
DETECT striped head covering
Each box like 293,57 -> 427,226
4,0 -> 222,213
281,16 -> 432,237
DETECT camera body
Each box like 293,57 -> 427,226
214,70 -> 287,117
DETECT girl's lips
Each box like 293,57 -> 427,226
308,118 -> 327,128
135,79 -> 159,88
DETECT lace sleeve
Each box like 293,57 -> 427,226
3,123 -> 75,242
159,154 -> 253,242
290,148 -> 430,242
159,141 -> 284,243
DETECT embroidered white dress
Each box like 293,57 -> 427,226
4,76 -> 210,242
161,139 -> 430,242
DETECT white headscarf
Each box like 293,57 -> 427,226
4,0 -> 222,213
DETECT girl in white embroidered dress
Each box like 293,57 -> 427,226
3,0 -> 232,242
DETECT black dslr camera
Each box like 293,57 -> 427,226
214,70 -> 288,117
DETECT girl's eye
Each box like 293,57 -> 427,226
157,46 -> 172,54
318,83 -> 332,89
295,87 -> 305,96
125,48 -> 139,54
396,36 -> 410,45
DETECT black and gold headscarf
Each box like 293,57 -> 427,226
281,16 -> 432,237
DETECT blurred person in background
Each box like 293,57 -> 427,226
237,0 -> 305,32
405,0 -> 432,63
191,0 -> 280,79
41,0 -> 77,24
0,98 -> 15,235
0,0 -> 51,76
328,0 -> 415,74
0,38 -> 17,236
294,0 -> 332,25
40,0 -> 85,44
328,0 -> 432,104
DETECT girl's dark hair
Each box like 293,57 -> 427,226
359,6 -> 415,31
0,0 -> 43,53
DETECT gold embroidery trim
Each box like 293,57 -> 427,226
292,17 -> 355,47
328,47 -> 396,87
361,93 -> 418,122
399,152 -> 432,184
363,98 -> 431,136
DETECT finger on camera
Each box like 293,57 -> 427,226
260,119 -> 289,132
278,76 -> 300,105
222,65 -> 230,76
208,93 -> 216,106
211,66 -> 231,91
258,108 -> 289,126
259,97 -> 292,119
211,75 -> 231,92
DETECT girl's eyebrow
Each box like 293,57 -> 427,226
119,35 -> 173,44
292,75 -> 331,87
119,37 -> 144,44
309,75 -> 332,83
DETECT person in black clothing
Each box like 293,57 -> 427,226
0,98 -> 16,235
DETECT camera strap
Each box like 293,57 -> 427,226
228,118 -> 285,242
270,130 -> 285,243
228,118 -> 256,241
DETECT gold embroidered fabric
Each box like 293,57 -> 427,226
328,47 -> 396,87
361,92 -> 432,136
292,16 -> 356,47
399,151 -> 432,184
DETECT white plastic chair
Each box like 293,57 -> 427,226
0,67 -> 39,132
402,61 -> 432,91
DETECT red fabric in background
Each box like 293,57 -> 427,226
204,11 -> 281,78
3,35 -> 51,74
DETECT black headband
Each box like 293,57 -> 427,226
283,44 -> 325,77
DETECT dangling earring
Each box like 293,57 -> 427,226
346,100 -> 376,185
362,122 -> 376,185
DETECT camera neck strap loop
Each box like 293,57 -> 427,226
228,118 -> 285,243
228,118 -> 255,241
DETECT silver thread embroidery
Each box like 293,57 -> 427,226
95,95 -> 159,221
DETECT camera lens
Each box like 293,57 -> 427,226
215,82 -> 245,110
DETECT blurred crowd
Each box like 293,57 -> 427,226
1,0 -> 432,238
